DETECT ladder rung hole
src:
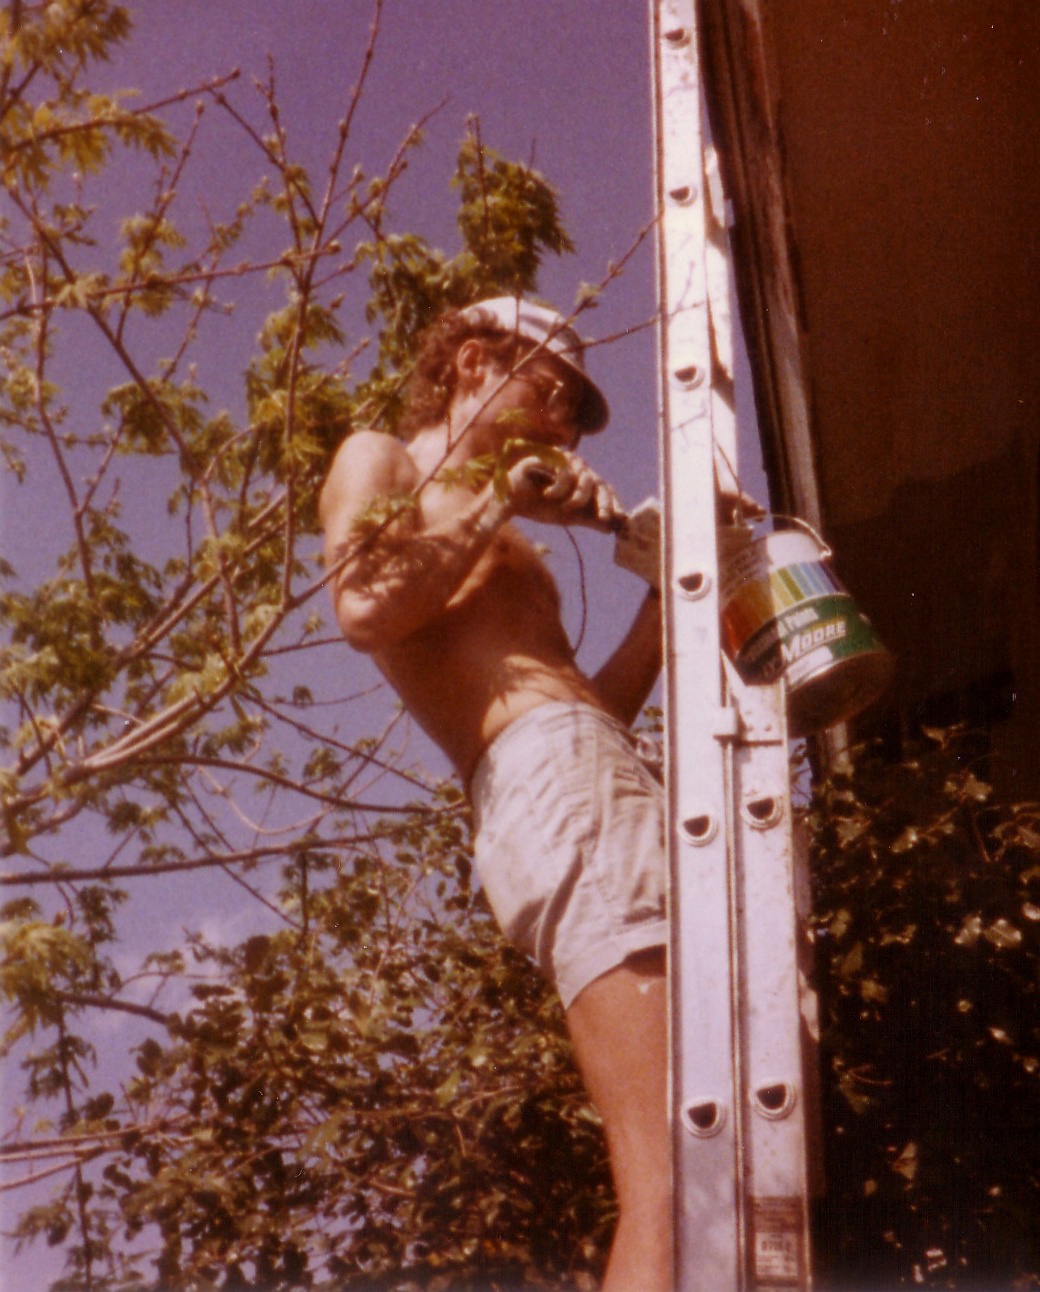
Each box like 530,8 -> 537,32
673,364 -> 704,389
681,814 -> 716,845
663,27 -> 691,46
682,1098 -> 726,1138
753,1082 -> 796,1119
743,795 -> 782,828
690,1102 -> 719,1131
677,571 -> 710,598
668,184 -> 696,206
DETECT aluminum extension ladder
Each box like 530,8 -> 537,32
651,2 -> 815,1288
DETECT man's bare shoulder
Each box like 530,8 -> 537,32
320,430 -> 419,524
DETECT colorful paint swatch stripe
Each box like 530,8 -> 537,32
774,566 -> 803,607
722,561 -> 844,654
723,582 -> 773,647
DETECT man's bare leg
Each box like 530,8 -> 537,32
564,947 -> 672,1292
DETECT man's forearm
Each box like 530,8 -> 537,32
592,588 -> 663,726
331,486 -> 511,650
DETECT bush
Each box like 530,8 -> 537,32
807,728 -> 1040,1289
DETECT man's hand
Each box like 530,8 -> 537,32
614,498 -> 662,589
716,487 -> 768,526
504,452 -> 625,531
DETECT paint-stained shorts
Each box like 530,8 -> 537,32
470,702 -> 667,1009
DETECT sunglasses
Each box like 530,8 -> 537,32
511,368 -> 585,425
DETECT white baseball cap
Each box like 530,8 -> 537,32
458,296 -> 610,433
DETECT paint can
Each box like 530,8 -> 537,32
719,517 -> 893,737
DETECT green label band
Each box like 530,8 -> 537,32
735,593 -> 884,683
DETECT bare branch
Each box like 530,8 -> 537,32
55,992 -> 170,1026
0,819 -> 446,887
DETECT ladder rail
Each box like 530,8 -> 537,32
651,2 -> 815,1287
652,0 -> 743,1282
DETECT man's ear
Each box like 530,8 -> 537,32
455,337 -> 487,389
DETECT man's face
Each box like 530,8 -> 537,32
473,344 -> 585,452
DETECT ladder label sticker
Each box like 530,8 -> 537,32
751,1196 -> 804,1286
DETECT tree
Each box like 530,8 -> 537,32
1,3 -> 624,1287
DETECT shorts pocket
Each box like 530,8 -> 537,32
586,741 -> 666,932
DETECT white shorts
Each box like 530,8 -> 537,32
469,702 -> 667,1008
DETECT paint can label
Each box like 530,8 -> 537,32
732,590 -> 884,686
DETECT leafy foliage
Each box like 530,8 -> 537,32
808,728 -> 1040,1289
353,121 -> 577,436
6,791 -> 613,1291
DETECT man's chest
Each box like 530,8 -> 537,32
421,484 -> 560,610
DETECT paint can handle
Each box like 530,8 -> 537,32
769,514 -> 833,561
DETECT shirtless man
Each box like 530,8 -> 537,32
320,297 -> 671,1291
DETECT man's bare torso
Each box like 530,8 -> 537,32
374,476 -> 604,782
321,337 -> 658,786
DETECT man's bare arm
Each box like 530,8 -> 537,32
320,432 -> 513,652
592,589 -> 663,726
593,479 -> 764,725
